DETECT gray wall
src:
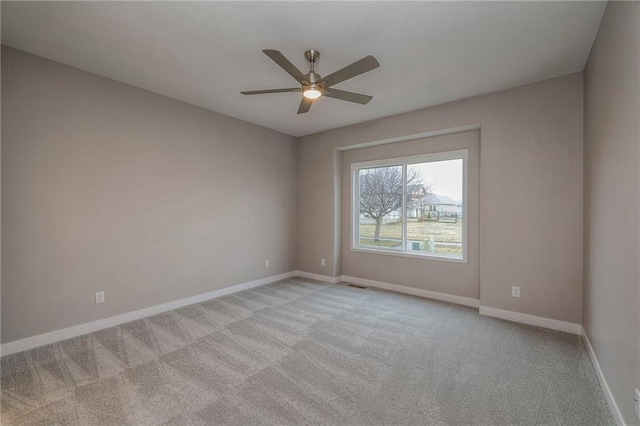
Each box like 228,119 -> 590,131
298,73 -> 584,324
342,130 -> 480,300
583,1 -> 640,424
1,47 -> 298,343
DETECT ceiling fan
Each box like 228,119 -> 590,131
241,49 -> 379,114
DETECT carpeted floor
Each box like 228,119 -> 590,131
1,277 -> 614,425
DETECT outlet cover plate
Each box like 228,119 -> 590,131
95,291 -> 105,304
512,286 -> 520,297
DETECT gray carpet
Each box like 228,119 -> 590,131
1,277 -> 614,425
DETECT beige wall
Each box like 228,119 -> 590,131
298,72 -> 584,323
583,2 -> 640,424
341,130 -> 480,299
1,47 -> 298,343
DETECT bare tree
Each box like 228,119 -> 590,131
359,166 -> 428,242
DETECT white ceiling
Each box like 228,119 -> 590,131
2,1 -> 606,137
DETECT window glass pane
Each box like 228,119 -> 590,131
358,165 -> 403,250
405,159 -> 463,258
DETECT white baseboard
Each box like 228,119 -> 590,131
0,269 -> 589,366
582,327 -> 626,426
293,270 -> 342,284
479,306 -> 582,335
342,275 -> 582,336
0,271 -> 297,357
340,275 -> 480,308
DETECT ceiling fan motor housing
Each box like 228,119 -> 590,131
305,72 -> 321,86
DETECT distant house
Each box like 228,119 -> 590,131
408,194 -> 462,218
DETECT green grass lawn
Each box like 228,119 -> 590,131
358,219 -> 463,256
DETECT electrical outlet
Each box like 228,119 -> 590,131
265,260 -> 270,268
95,291 -> 105,304
321,258 -> 326,266
634,388 -> 639,419
512,286 -> 520,298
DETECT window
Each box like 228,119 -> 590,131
351,150 -> 467,262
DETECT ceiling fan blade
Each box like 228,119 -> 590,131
241,88 -> 301,95
321,55 -> 379,87
297,96 -> 313,114
323,88 -> 372,105
262,49 -> 307,84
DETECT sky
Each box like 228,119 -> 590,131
409,159 -> 462,202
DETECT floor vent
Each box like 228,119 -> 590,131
347,284 -> 368,289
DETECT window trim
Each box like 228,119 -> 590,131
350,149 -> 468,264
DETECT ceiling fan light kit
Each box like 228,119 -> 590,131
303,87 -> 322,99
241,49 -> 379,114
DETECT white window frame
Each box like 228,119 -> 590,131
351,149 -> 468,263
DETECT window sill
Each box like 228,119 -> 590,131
350,247 -> 467,264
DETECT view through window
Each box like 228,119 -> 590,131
353,150 -> 466,260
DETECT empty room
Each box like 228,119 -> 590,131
1,1 -> 638,425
